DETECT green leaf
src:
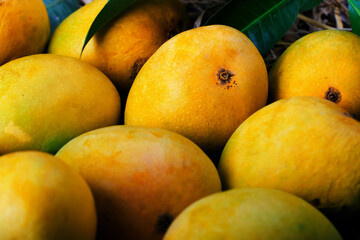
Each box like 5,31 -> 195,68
349,0 -> 360,36
203,0 -> 301,56
81,0 -> 137,54
300,0 -> 322,12
44,0 -> 80,34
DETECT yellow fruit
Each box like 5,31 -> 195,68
0,0 -> 50,65
55,125 -> 221,240
124,25 -> 268,155
269,29 -> 360,117
218,96 -> 360,217
0,54 -> 120,154
0,151 -> 97,240
48,0 -> 189,91
164,188 -> 342,240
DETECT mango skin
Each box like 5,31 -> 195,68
218,96 -> 360,217
0,0 -> 50,65
269,30 -> 360,117
0,151 -> 97,240
0,54 -> 121,154
55,125 -> 221,240
48,0 -> 189,91
124,25 -> 268,155
164,188 -> 342,240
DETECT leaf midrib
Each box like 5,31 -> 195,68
241,0 -> 290,32
349,0 -> 360,16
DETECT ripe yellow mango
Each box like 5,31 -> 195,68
0,0 -> 50,65
125,25 -> 268,156
48,0 -> 189,91
0,54 -> 121,154
219,96 -> 360,219
0,151 -> 97,239
56,125 -> 221,240
269,30 -> 360,118
164,188 -> 342,240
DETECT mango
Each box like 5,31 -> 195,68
48,0 -> 189,91
164,188 -> 342,240
0,54 -> 120,154
55,125 -> 221,240
0,0 -> 50,65
218,96 -> 360,219
0,151 -> 97,239
125,25 -> 268,157
269,30 -> 360,118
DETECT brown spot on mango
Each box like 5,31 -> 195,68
216,68 -> 235,89
130,58 -> 148,81
324,87 -> 341,104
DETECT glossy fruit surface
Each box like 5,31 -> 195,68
269,30 -> 360,117
164,188 -> 342,240
218,96 -> 360,217
0,54 -> 120,154
0,0 -> 50,65
55,125 -> 221,240
0,151 -> 97,240
48,0 -> 189,91
125,25 -> 268,155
